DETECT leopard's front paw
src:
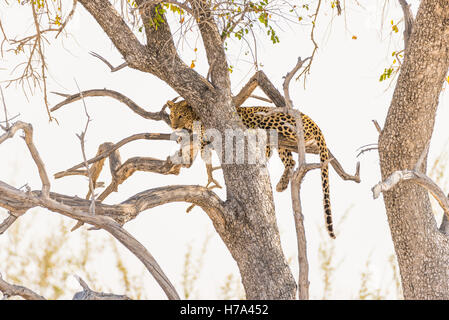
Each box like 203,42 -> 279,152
276,168 -> 293,192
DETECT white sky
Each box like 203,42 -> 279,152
1,0 -> 447,299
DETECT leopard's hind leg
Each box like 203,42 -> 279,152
276,147 -> 295,192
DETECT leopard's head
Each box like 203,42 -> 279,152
167,100 -> 199,130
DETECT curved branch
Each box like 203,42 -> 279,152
277,135 -> 361,183
0,273 -> 46,300
0,178 -> 228,297
372,144 -> 449,235
89,51 -> 128,72
0,213 -> 20,235
97,156 -> 184,201
0,181 -> 181,300
0,121 -> 50,197
54,133 -> 174,177
51,89 -> 170,125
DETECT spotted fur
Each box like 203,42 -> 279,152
167,101 -> 335,239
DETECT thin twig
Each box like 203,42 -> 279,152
372,142 -> 449,232
31,1 -> 53,122
0,212 -> 21,235
283,57 -> 310,300
372,120 -> 382,134
398,0 -> 414,50
89,51 -> 128,72
74,80 -> 96,215
0,121 -> 51,197
0,86 -> 8,129
55,0 -> 78,39
54,133 -> 173,178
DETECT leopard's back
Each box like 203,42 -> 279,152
167,100 -> 336,238
237,106 -> 335,239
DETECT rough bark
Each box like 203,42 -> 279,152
378,0 -> 449,299
77,0 -> 296,299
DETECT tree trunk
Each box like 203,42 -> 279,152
77,0 -> 297,299
378,0 -> 449,299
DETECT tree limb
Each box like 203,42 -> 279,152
0,121 -> 50,197
0,273 -> 46,300
282,57 -> 310,299
54,133 -> 174,178
372,143 -> 449,235
51,89 -> 171,125
398,0 -> 414,50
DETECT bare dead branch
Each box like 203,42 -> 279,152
97,156 -> 183,201
0,86 -> 8,129
357,146 -> 378,158
372,120 -> 382,134
0,272 -> 46,300
54,132 -> 174,178
282,57 -> 310,299
277,135 -> 360,183
0,121 -> 50,197
290,158 -> 331,300
81,143 -> 113,201
249,95 -> 272,104
0,181 -> 181,299
0,212 -> 21,235
89,51 -> 129,72
283,56 -> 311,111
51,89 -> 171,125
73,275 -> 131,300
74,81 -> 97,214
398,0 -> 414,49
372,143 -> 449,234
295,0 -> 321,84
0,119 -> 187,299
0,18 -> 8,58
414,141 -> 430,172
372,169 -> 449,219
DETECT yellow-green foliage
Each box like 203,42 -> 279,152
181,233 -> 212,299
0,204 -> 407,300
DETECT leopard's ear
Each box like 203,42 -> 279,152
166,100 -> 175,109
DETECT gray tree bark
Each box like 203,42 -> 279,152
378,0 -> 449,299
77,0 -> 296,299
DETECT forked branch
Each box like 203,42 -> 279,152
51,89 -> 171,125
372,143 -> 449,235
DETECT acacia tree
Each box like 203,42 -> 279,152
0,0 -> 358,300
374,0 -> 449,299
1,0 -> 449,301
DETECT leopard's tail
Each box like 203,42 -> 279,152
317,133 -> 335,239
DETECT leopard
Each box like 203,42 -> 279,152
167,100 -> 335,239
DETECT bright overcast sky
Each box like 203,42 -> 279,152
1,0 -> 446,299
